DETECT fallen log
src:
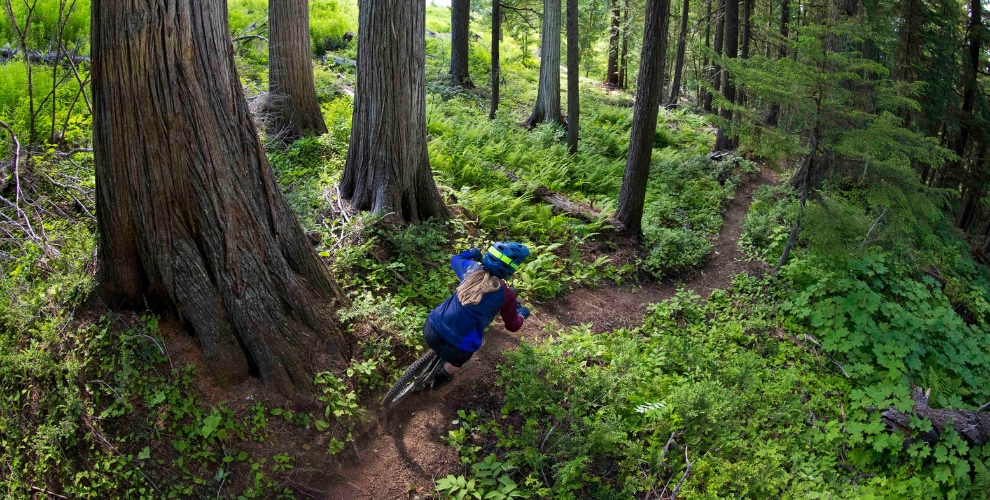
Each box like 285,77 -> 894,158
881,386 -> 990,445
489,164 -> 614,227
0,48 -> 90,67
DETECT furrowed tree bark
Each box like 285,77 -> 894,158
882,387 -> 990,445
766,0 -> 789,126
92,0 -> 350,396
450,0 -> 473,86
490,0 -> 501,118
266,0 -> 327,141
341,0 -> 450,222
713,0 -> 738,151
528,0 -> 565,127
667,0 -> 690,106
704,0 -> 725,112
567,0 -> 580,153
605,0 -> 621,86
617,0 -> 672,236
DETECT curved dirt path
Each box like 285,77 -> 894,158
313,167 -> 776,499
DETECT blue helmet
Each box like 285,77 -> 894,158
482,242 -> 530,279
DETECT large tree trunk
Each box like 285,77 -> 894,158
766,0 -> 789,126
713,0 -> 738,151
450,0 -> 473,86
341,0 -> 450,222
667,0 -> 690,106
567,0 -> 580,153
266,0 -> 327,141
605,0 -> 621,86
617,0 -> 672,236
92,0 -> 350,396
528,0 -> 564,127
490,0 -> 501,118
704,0 -> 725,112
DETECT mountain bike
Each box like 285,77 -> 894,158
381,348 -> 446,410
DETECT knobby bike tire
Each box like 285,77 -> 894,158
382,349 -> 440,410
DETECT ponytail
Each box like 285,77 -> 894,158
456,268 -> 502,305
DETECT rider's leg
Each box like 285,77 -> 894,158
443,362 -> 461,375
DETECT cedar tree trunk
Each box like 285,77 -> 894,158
713,0 -> 738,151
341,0 -> 450,222
617,0 -> 672,236
567,0 -> 580,153
490,0 -> 501,118
92,0 -> 350,396
450,0 -> 473,86
266,0 -> 327,140
528,0 -> 565,127
668,0 -> 690,106
605,0 -> 621,86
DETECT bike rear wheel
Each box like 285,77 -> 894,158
382,349 -> 443,410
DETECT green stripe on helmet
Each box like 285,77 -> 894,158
488,246 -> 519,270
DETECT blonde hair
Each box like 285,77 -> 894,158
456,267 -> 502,305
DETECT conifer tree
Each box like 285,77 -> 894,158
528,0 -> 565,126
617,0 -> 671,236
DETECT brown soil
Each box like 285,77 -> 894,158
150,164 -> 776,498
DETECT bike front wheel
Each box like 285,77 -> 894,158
381,349 -> 442,410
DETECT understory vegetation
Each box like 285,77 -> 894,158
2,1 -> 989,499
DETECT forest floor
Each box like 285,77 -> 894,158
310,165 -> 779,499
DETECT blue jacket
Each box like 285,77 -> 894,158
427,250 -> 524,352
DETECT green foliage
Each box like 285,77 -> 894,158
486,277 -> 990,498
783,253 -> 990,405
309,0 -> 356,55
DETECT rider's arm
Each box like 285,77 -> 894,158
499,285 -> 525,332
451,249 -> 481,280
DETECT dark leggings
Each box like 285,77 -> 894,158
423,321 -> 473,367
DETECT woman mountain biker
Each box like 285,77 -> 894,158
423,242 -> 531,387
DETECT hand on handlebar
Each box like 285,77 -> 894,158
468,247 -> 483,262
517,305 -> 530,319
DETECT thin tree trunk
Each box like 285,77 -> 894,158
704,0 -> 725,112
667,0 -> 690,106
951,0 -> 981,228
605,0 -> 621,86
567,0 -> 580,153
528,0 -> 564,126
92,0 -> 350,396
617,0 -> 672,236
713,0 -> 738,151
450,0 -> 473,86
266,0 -> 327,141
618,0 -> 629,88
699,0 -> 712,108
490,0 -> 501,118
739,0 -> 753,110
766,0 -> 789,126
341,0 -> 450,222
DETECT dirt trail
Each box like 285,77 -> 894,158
311,167 -> 776,499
